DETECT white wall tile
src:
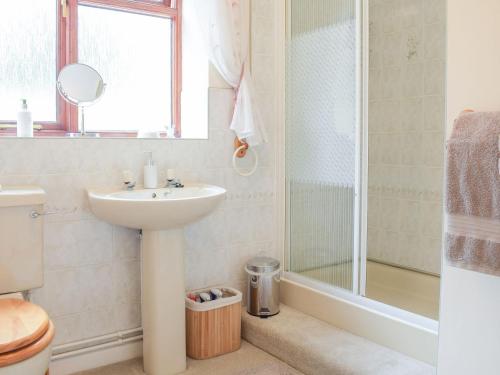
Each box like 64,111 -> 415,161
112,227 -> 140,260
35,268 -> 85,316
400,97 -> 423,131
401,63 -> 424,98
423,95 -> 445,131
113,302 -> 141,331
80,265 -> 114,310
382,67 -> 402,99
423,0 -> 446,25
424,22 -> 446,60
80,306 -> 117,339
401,0 -> 424,30
112,260 -> 141,305
382,32 -> 403,67
421,131 -> 445,167
368,0 -> 445,275
401,132 -> 422,166
424,59 -> 446,96
399,200 -> 420,233
51,313 -> 83,346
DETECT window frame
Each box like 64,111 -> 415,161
1,0 -> 182,137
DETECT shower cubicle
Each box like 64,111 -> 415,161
285,0 -> 445,320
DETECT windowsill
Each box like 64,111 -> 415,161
0,128 -> 215,139
0,129 -> 183,139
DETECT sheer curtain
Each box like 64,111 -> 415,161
196,0 -> 267,146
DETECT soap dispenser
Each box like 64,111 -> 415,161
17,99 -> 33,137
143,151 -> 158,189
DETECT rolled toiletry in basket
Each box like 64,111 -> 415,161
210,288 -> 223,299
199,292 -> 212,302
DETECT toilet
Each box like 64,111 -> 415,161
0,186 -> 55,375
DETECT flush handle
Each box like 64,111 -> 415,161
30,207 -> 77,219
30,210 -> 57,219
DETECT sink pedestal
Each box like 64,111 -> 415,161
87,184 -> 226,374
142,229 -> 186,375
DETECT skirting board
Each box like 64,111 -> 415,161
49,340 -> 142,375
280,278 -> 438,365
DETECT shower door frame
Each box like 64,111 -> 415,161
279,0 -> 438,330
282,0 -> 363,296
359,0 -> 369,297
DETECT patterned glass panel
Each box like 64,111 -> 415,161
0,0 -> 57,121
286,0 -> 358,291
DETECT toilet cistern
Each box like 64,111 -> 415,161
0,186 -> 55,375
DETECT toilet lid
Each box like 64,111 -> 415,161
0,299 -> 49,354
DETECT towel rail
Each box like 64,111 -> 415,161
232,137 -> 258,177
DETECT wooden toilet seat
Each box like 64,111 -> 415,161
0,299 -> 55,367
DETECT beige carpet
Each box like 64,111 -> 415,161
242,305 -> 436,375
74,306 -> 436,375
73,340 -> 303,375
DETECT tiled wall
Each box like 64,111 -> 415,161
0,1 -> 277,347
367,0 -> 445,275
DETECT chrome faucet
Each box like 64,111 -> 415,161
122,170 -> 136,190
124,180 -> 136,190
164,169 -> 183,188
165,178 -> 184,188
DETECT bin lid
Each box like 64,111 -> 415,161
246,257 -> 280,273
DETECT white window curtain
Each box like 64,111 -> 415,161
196,0 -> 267,146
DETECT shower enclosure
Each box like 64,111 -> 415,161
285,0 -> 445,320
286,0 -> 359,292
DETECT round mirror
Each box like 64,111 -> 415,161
57,63 -> 106,107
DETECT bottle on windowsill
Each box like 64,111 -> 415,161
16,99 -> 33,137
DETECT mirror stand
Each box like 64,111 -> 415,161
57,63 -> 106,138
67,107 -> 100,138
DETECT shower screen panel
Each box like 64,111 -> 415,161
286,0 -> 359,291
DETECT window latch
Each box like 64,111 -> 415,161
61,0 -> 68,18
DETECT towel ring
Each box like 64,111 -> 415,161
233,145 -> 258,177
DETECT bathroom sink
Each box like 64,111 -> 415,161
87,183 -> 226,230
87,183 -> 226,375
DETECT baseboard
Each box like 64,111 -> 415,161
49,339 -> 143,375
280,277 -> 438,365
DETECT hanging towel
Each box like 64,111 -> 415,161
445,111 -> 500,276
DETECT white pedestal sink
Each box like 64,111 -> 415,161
88,184 -> 226,375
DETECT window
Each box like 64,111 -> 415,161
0,0 -> 58,126
0,0 -> 182,136
78,6 -> 172,133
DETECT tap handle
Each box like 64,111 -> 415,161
122,170 -> 136,190
167,169 -> 175,180
122,170 -> 134,183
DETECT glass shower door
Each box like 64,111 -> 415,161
286,0 -> 360,292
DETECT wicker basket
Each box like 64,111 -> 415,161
185,287 -> 242,359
